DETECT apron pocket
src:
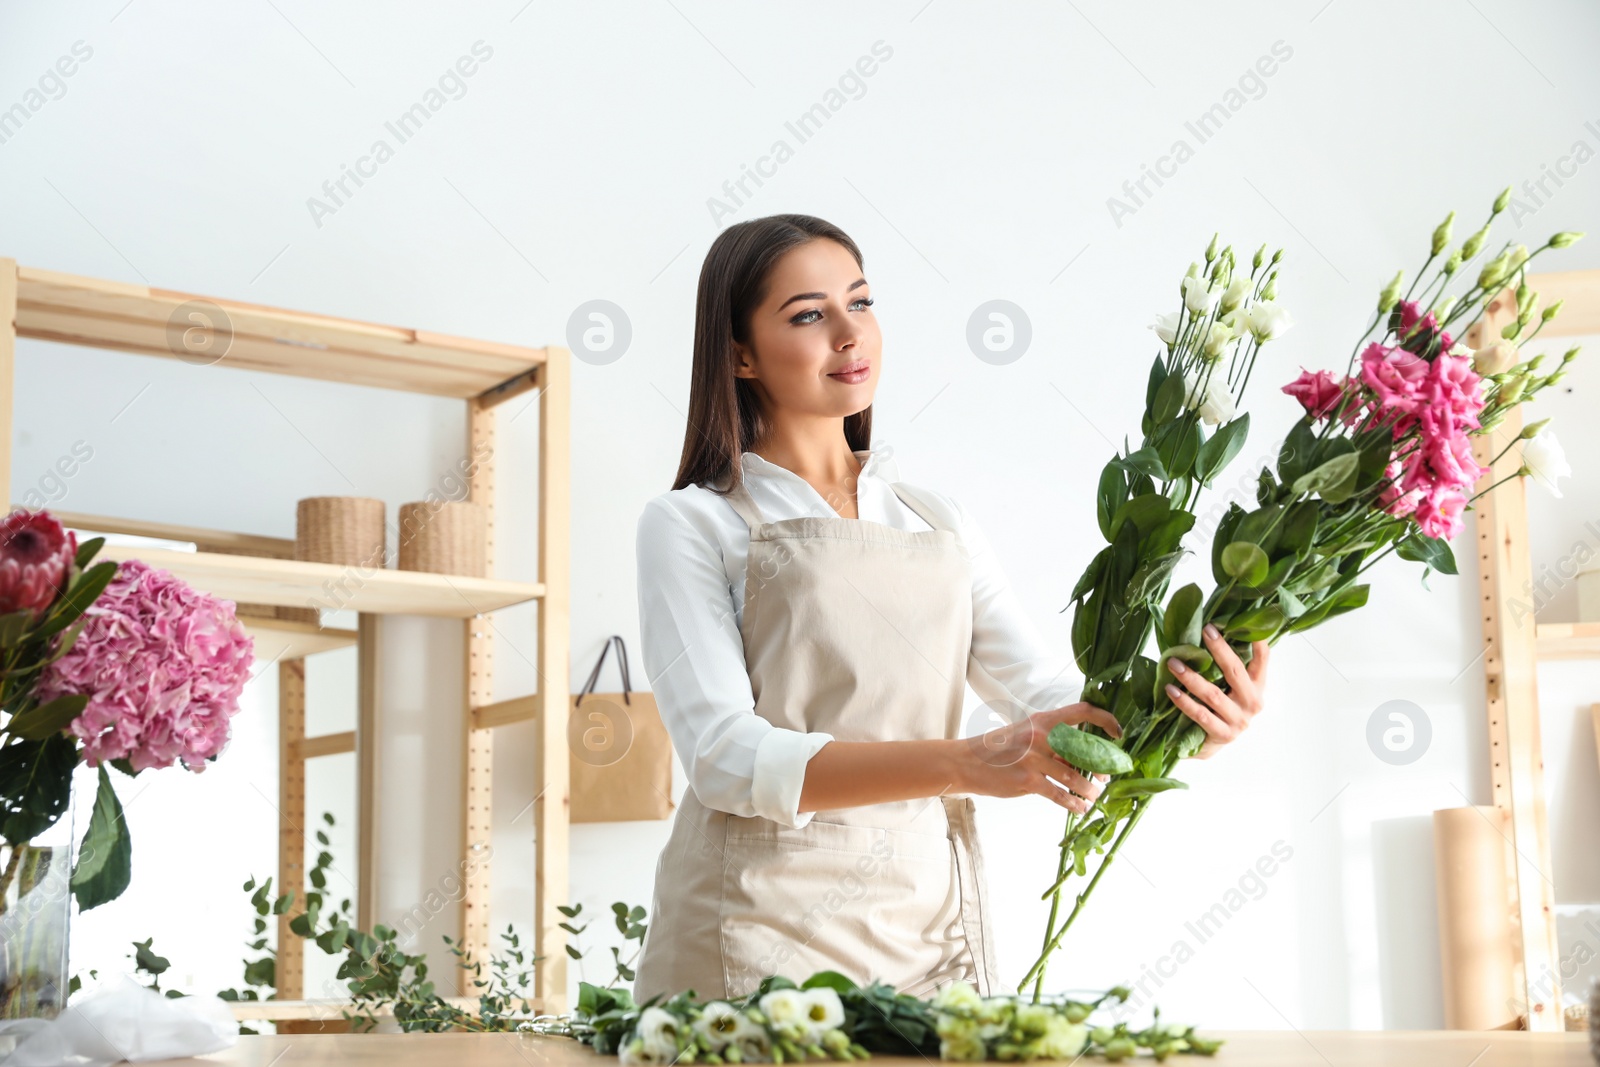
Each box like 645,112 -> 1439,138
720,815 -> 966,997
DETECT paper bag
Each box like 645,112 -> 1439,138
570,635 -> 675,823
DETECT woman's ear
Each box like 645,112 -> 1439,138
731,340 -> 756,379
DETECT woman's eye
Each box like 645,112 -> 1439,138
789,297 -> 871,325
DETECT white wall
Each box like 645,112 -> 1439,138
2,0 -> 1598,1031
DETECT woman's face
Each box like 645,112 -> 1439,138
733,238 -> 880,419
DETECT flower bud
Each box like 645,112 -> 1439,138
1527,353 -> 1545,371
1461,224 -> 1490,259
1442,249 -> 1462,276
1205,232 -> 1219,262
1509,244 -> 1530,269
1561,346 -> 1580,363
1473,341 -> 1517,375
1252,243 -> 1266,271
1262,275 -> 1277,301
1433,295 -> 1457,320
1478,252 -> 1510,290
1549,231 -> 1584,248
1431,211 -> 1455,256
1501,320 -> 1521,340
1547,369 -> 1567,385
1377,270 -> 1404,313
1521,417 -> 1552,439
1499,375 -> 1528,404
1270,248 -> 1284,265
1541,298 -> 1564,322
1493,186 -> 1511,213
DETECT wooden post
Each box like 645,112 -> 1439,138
0,259 -> 15,510
277,658 -> 307,1000
1467,290 -> 1561,1031
461,398 -> 496,967
535,347 -> 571,1012
356,613 -> 382,932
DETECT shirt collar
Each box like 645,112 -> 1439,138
742,444 -> 891,481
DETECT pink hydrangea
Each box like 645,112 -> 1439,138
35,559 -> 255,773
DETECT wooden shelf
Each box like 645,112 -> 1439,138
97,544 -> 543,618
240,617 -> 357,663
15,266 -> 547,398
1535,621 -> 1600,660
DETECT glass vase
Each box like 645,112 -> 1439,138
0,790 -> 75,1021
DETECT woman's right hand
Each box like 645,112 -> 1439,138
959,702 -> 1123,813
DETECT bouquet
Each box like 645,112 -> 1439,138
1020,189 -> 1582,998
541,971 -> 1222,1063
0,509 -> 255,916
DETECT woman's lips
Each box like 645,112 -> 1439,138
827,361 -> 871,384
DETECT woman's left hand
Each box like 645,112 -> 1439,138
1164,623 -> 1270,760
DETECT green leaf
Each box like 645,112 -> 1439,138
74,536 -> 106,569
0,611 -> 34,650
0,735 -> 77,843
800,970 -> 860,994
1292,451 -> 1360,502
71,764 -> 133,911
132,937 -> 171,976
7,693 -> 89,741
35,561 -> 118,639
1104,777 -> 1189,799
1221,542 -> 1269,586
1196,414 -> 1250,486
1096,464 -> 1127,543
1223,604 -> 1286,642
1277,418 -> 1318,486
1161,583 -> 1204,649
1153,372 -> 1188,424
1396,532 -> 1458,576
1117,447 -> 1167,481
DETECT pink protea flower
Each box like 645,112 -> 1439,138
1282,368 -> 1349,421
35,559 -> 254,773
0,510 -> 78,619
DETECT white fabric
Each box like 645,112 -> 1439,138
635,442 -> 1085,829
0,976 -> 238,1065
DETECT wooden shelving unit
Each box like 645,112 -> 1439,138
0,260 -> 572,1015
1467,268 -> 1600,1032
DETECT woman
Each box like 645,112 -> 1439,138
631,214 -> 1269,1004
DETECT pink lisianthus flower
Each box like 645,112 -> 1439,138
34,559 -> 254,773
0,509 -> 78,619
1395,299 -> 1451,357
1420,348 -> 1486,427
1413,486 -> 1469,541
1282,368 -> 1350,421
1359,342 -> 1428,433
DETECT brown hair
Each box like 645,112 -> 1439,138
671,214 -> 874,494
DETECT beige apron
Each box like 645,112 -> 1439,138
633,469 -> 1004,1004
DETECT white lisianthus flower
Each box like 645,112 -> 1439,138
692,1002 -> 745,1050
758,988 -> 809,1037
939,1031 -> 988,1061
1182,275 -> 1221,315
635,1007 -> 685,1063
1149,310 -> 1182,346
1245,298 -> 1294,342
799,987 -> 845,1036
931,979 -> 984,1014
1038,1016 -> 1089,1060
1220,275 -> 1252,314
1200,319 -> 1234,362
1182,370 -> 1237,426
1522,426 -> 1572,497
620,1036 -> 663,1065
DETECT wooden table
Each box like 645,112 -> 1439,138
142,1029 -> 1595,1065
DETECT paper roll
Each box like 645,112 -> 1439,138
1433,805 -> 1519,1030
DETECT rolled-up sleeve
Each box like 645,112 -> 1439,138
636,495 -> 833,828
943,492 -> 1085,716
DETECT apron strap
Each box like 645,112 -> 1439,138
889,482 -> 952,535
718,476 -> 767,529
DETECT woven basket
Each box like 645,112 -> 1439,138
296,497 -> 387,570
396,500 -> 486,577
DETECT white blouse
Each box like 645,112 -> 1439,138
635,442 -> 1085,830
